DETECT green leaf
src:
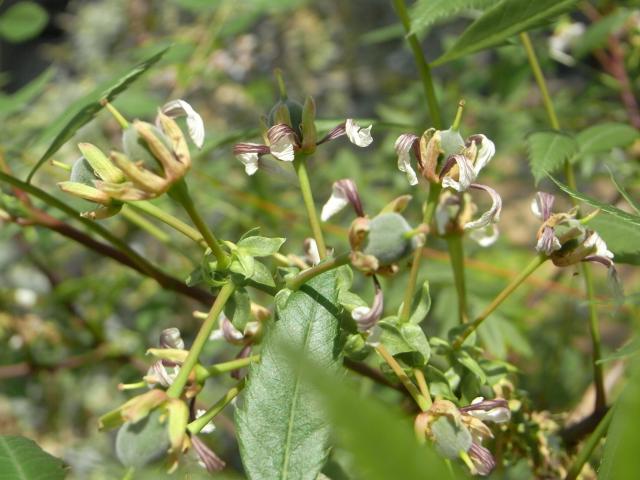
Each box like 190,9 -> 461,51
235,271 -> 342,480
433,0 -> 578,65
224,288 -> 252,331
409,0 -> 496,34
607,167 -> 640,216
230,250 -> 255,279
599,358 -> 640,478
527,131 -> 579,184
598,337 -> 639,364
0,435 -> 66,479
26,46 -> 170,182
426,365 -> 457,400
589,214 -> 640,264
455,349 -> 487,383
237,235 -> 286,257
281,341 -> 453,480
0,2 -> 48,43
249,260 -> 276,287
378,319 -> 431,367
576,122 -> 639,155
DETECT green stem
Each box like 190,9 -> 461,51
204,355 -> 259,377
285,252 -> 350,290
414,368 -> 431,404
521,31 -> 606,411
447,234 -> 468,324
173,182 -> 230,269
520,32 -> 561,131
187,379 -> 245,434
453,255 -> 547,349
376,344 -> 431,411
121,206 -> 171,244
128,200 -> 205,247
583,264 -> 606,411
293,155 -> 327,259
399,183 -> 442,323
565,407 -> 613,480
392,0 -> 443,129
167,282 -> 236,398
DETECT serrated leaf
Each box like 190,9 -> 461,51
599,358 -> 640,478
409,0 -> 496,34
433,0 -> 578,65
0,2 -> 48,43
237,235 -> 286,257
576,122 -> 639,155
281,341 -> 453,480
235,271 -> 342,480
26,47 -> 170,182
0,435 -> 66,479
527,131 -> 578,184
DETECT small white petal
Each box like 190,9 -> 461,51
270,135 -> 295,162
585,232 -> 614,259
351,306 -> 371,321
236,152 -> 260,175
345,119 -> 373,147
162,99 -> 205,148
394,134 -> 419,186
468,407 -> 511,424
442,155 -> 476,192
196,409 -> 217,434
469,224 -> 500,247
304,238 -> 321,266
530,197 -> 542,219
464,184 -> 502,231
470,134 -> 495,176
320,183 -> 350,221
535,228 -> 561,254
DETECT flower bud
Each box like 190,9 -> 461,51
362,213 -> 418,266
160,328 -> 184,350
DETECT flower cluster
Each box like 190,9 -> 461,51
58,100 -> 204,219
395,123 -> 502,247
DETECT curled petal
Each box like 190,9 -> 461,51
161,99 -> 205,148
160,328 -> 184,350
584,231 -> 614,260
210,314 -> 244,344
531,191 -> 555,221
469,224 -> 500,247
395,133 -> 419,186
345,119 -> 373,147
351,281 -> 383,332
321,179 -> 363,221
145,361 -> 179,388
191,435 -> 225,472
468,442 -> 496,476
536,226 -> 561,255
317,123 -> 345,145
267,124 -> 298,161
435,191 -> 460,235
467,134 -> 495,176
461,397 -> 511,424
233,143 -> 269,175
441,154 -> 476,192
463,184 -> 502,231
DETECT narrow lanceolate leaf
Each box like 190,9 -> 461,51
0,435 -> 66,480
527,131 -> 578,184
433,0 -> 578,65
409,0 -> 496,34
236,271 -> 342,480
26,46 -> 170,182
281,339 -> 453,480
576,122 -> 639,155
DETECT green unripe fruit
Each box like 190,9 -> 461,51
268,98 -> 304,137
69,156 -> 97,186
115,409 -> 171,468
439,128 -> 465,157
122,126 -> 170,171
363,213 -> 417,266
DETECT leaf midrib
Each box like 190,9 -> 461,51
0,437 -> 28,480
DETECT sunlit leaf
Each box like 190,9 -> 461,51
235,271 -> 342,480
409,0 -> 496,34
26,47 -> 170,182
576,122 -> 639,155
0,436 -> 66,479
433,0 -> 578,65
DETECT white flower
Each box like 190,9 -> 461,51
465,397 -> 511,424
196,409 -> 216,434
351,283 -> 383,333
463,184 -> 502,231
161,99 -> 205,148
303,238 -> 321,266
320,179 -> 363,221
268,126 -> 296,162
584,232 -> 614,260
394,134 -> 419,186
209,314 -> 244,343
345,119 -> 373,147
441,135 -> 495,192
549,22 -> 585,66
469,224 -> 500,247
